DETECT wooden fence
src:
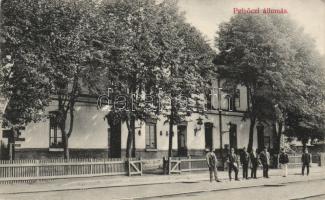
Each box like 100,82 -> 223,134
168,154 -> 322,174
168,156 -> 208,174
285,154 -> 320,168
0,158 -> 142,184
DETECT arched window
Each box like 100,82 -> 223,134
225,89 -> 240,111
225,95 -> 234,111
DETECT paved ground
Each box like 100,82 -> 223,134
0,167 -> 324,200
147,179 -> 325,200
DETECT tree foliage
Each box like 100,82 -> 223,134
215,14 -> 325,152
1,0 -> 99,158
87,0 -> 214,158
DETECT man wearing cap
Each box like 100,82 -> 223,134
259,147 -> 271,178
240,147 -> 250,179
279,148 -> 289,177
227,148 -> 240,181
301,148 -> 312,176
206,148 -> 221,182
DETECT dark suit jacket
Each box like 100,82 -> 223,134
301,153 -> 311,164
227,153 -> 239,168
249,152 -> 259,168
259,151 -> 270,166
240,151 -> 250,165
206,152 -> 218,168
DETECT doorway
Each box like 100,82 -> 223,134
204,123 -> 213,150
177,125 -> 187,157
109,122 -> 121,158
229,123 -> 237,149
257,124 -> 265,152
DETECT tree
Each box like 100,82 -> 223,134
155,2 -> 215,158
87,0 -> 174,158
215,14 -> 325,152
1,0 -> 99,159
88,0 -> 215,158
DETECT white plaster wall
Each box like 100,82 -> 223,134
185,113 -> 206,150
155,116 -> 178,150
18,102 -> 108,149
221,114 -> 258,149
121,116 -> 178,150
210,79 -> 248,112
69,102 -> 108,148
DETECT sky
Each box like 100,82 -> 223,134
177,0 -> 325,55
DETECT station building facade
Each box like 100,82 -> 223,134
1,80 -> 274,160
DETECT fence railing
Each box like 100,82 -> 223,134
167,156 -> 208,174
281,154 -> 320,168
167,154 -> 322,174
0,158 -> 142,184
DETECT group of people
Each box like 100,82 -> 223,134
206,147 -> 312,182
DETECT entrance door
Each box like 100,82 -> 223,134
204,123 -> 213,150
257,124 -> 265,152
177,125 -> 187,156
229,123 -> 237,149
109,122 -> 121,158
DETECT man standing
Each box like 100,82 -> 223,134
279,148 -> 289,177
206,148 -> 221,182
259,147 -> 270,178
301,148 -> 312,176
249,147 -> 259,179
240,147 -> 250,179
227,148 -> 240,181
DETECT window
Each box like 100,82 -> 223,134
145,122 -> 157,149
234,89 -> 240,109
49,111 -> 63,149
226,89 -> 240,111
226,95 -> 234,111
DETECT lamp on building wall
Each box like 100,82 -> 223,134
194,117 -> 203,136
138,130 -> 141,136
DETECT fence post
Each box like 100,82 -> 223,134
168,157 -> 171,175
163,157 -> 166,175
140,157 -> 143,176
90,158 -> 93,174
320,153 -> 325,167
127,158 -> 131,176
36,160 -> 40,177
188,155 -> 191,171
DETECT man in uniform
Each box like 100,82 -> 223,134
301,148 -> 312,176
206,148 -> 221,182
279,148 -> 289,177
241,147 -> 250,179
259,147 -> 270,178
249,148 -> 259,179
227,148 -> 240,181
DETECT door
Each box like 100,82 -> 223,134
229,123 -> 237,149
257,124 -> 264,152
204,123 -> 213,150
109,122 -> 121,158
177,125 -> 187,156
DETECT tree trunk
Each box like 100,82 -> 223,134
247,117 -> 256,152
125,118 -> 133,158
274,122 -> 283,154
131,116 -> 136,157
62,132 -> 69,159
168,116 -> 174,158
58,114 -> 69,159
